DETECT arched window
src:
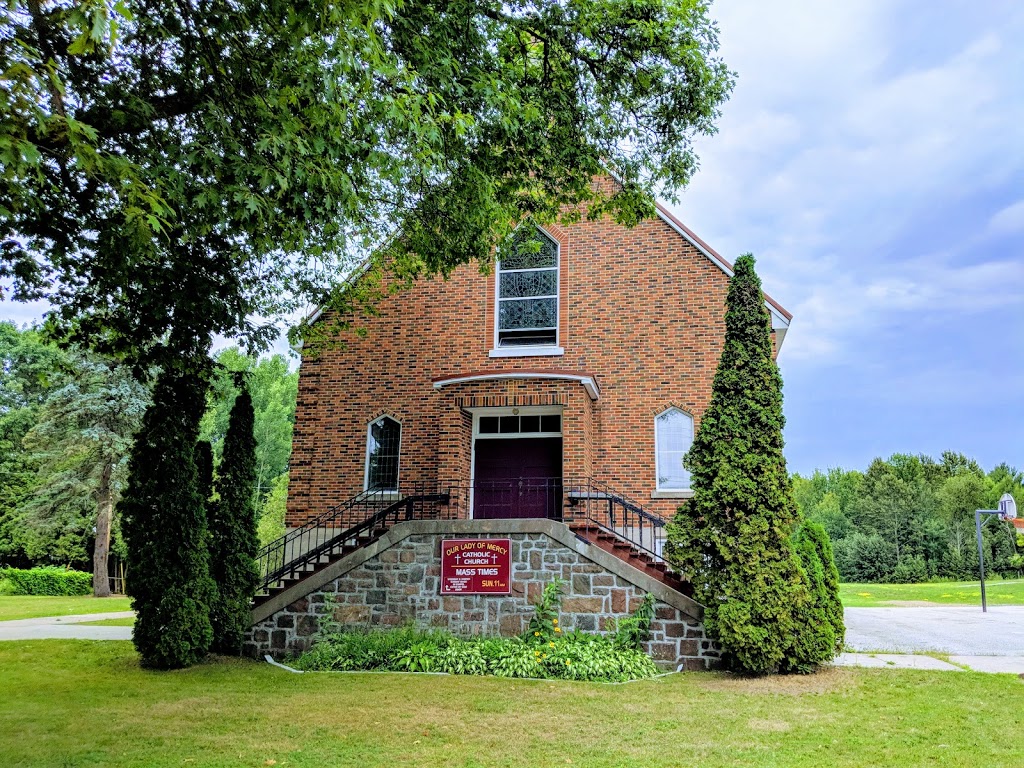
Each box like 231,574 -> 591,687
655,408 -> 693,492
496,226 -> 559,348
365,416 -> 401,492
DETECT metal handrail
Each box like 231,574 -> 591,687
255,482 -> 451,596
562,477 -> 669,562
255,477 -> 672,597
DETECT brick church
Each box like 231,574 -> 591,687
245,186 -> 792,669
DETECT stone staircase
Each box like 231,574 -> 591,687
567,521 -> 692,597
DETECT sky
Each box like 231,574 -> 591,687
667,0 -> 1024,475
2,2 -> 1021,477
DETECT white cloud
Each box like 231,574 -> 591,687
666,2 -> 1024,368
988,200 -> 1024,235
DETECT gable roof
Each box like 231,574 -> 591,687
655,203 -> 792,349
302,203 -> 794,350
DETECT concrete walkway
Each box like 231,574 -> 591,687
839,606 -> 1024,674
0,612 -> 133,641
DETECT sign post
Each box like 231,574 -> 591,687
975,493 -> 1017,613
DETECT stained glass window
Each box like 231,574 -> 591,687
655,408 -> 693,491
497,227 -> 558,347
366,416 -> 401,492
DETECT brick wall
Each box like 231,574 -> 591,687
287,192 -> 782,526
245,524 -> 720,671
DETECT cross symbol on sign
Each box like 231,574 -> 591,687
454,553 -> 462,564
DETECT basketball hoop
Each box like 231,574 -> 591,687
998,493 -> 1017,521
977,493 -> 1018,612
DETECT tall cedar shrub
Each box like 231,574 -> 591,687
794,521 -> 845,653
208,389 -> 260,655
120,371 -> 215,668
664,254 -> 815,674
195,441 -> 214,508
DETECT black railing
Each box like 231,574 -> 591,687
256,483 -> 451,596
255,477 -> 671,598
562,477 -> 669,561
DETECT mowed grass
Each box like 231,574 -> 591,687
75,617 -> 135,627
0,595 -> 133,621
1,641 -> 1023,767
840,581 -> 1024,607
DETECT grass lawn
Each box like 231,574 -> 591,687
1,641 -> 1023,767
75,617 -> 135,627
0,595 -> 133,621
840,580 -> 1024,607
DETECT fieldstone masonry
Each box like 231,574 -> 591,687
245,519 -> 720,671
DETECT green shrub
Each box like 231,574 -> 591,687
208,389 -> 260,655
889,556 -> 929,584
294,628 -> 658,682
0,567 -> 93,596
0,579 -> 15,596
786,521 -> 845,671
120,370 -> 216,669
609,593 -> 656,651
664,254 -> 812,674
294,579 -> 660,682
833,532 -> 897,582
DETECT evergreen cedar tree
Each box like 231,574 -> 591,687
119,371 -> 215,669
664,254 -> 843,674
195,441 -> 214,509
208,390 -> 261,655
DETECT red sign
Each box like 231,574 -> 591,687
440,538 -> 512,595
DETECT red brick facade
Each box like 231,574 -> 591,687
286,202 -> 790,528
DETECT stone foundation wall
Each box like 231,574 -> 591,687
245,522 -> 720,671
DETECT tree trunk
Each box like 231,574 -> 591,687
93,462 -> 114,597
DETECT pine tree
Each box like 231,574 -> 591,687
120,371 -> 215,668
208,389 -> 259,655
664,253 -> 817,674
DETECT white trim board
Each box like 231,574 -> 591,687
432,372 -> 599,400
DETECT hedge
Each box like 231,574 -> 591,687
0,567 -> 93,596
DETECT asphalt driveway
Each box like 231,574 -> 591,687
844,606 -> 1024,655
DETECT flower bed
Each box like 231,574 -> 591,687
293,579 -> 660,683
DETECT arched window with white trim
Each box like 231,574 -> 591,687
655,408 -> 693,492
365,416 -> 401,492
496,225 -> 559,348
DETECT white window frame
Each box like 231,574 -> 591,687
363,415 -> 402,497
489,225 -> 564,358
470,405 -> 564,441
653,407 -> 694,499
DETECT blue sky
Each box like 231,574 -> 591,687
3,2 -> 1021,477
668,0 -> 1024,475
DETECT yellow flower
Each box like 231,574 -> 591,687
565,660 -> 571,666
552,619 -> 558,625
549,642 -> 555,648
543,653 -> 548,659
554,627 -> 562,633
534,631 -> 540,636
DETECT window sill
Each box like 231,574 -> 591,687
363,490 -> 401,500
488,346 -> 564,358
651,490 -> 694,500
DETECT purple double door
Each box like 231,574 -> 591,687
473,437 -> 563,520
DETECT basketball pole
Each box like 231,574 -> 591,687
975,509 -> 989,613
975,494 -> 1019,614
